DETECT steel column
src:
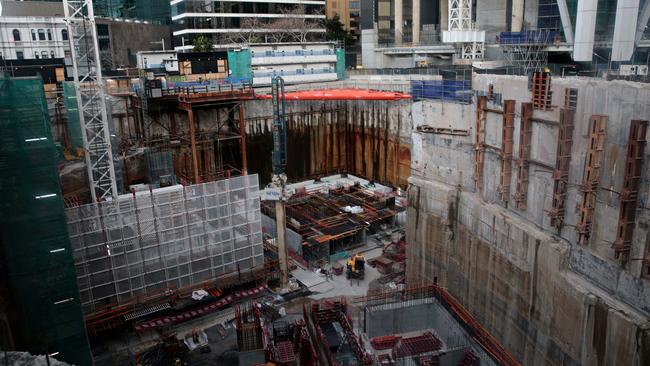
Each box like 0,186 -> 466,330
576,115 -> 608,245
498,100 -> 515,203
548,108 -> 575,229
187,108 -> 201,183
613,120 -> 647,263
474,96 -> 487,192
514,102 -> 533,210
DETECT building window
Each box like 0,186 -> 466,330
12,29 -> 21,41
62,29 -> 68,41
51,50 -> 56,58
42,51 -> 49,59
47,29 -> 52,41
16,51 -> 24,60
31,29 -> 37,41
64,50 -> 71,58
35,52 -> 40,59
38,29 -> 46,41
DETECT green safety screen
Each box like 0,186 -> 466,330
0,74 -> 93,366
336,48 -> 346,80
63,82 -> 84,150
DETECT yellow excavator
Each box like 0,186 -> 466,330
346,253 -> 365,280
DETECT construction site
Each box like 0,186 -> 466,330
2,0 -> 650,366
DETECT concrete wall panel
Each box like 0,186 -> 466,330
407,73 -> 650,365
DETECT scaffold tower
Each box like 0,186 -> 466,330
499,31 -> 555,72
443,0 -> 485,60
63,0 -> 118,202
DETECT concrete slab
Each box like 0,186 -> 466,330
291,267 -> 327,289
309,253 -> 384,300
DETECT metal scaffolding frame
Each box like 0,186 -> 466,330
66,175 -> 263,313
63,0 -> 118,201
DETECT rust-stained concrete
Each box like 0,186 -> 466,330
244,100 -> 412,188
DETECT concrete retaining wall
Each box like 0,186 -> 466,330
406,74 -> 650,366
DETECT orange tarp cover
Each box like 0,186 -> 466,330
256,88 -> 411,101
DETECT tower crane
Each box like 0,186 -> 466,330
63,0 -> 118,202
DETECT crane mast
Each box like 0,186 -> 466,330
63,0 -> 118,202
271,76 -> 289,287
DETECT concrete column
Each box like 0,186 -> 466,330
413,0 -> 421,43
511,0 -> 524,31
275,200 -> 289,286
395,0 -> 403,45
440,0 -> 448,31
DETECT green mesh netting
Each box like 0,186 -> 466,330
0,74 -> 93,366
63,82 -> 84,150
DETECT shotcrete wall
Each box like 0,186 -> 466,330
406,75 -> 650,365
242,99 -> 412,188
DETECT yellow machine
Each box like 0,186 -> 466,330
346,253 -> 366,280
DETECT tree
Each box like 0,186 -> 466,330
192,35 -> 213,52
277,5 -> 323,43
325,14 -> 353,46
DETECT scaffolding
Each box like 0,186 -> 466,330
0,74 -> 93,365
499,31 -> 555,72
66,175 -> 264,313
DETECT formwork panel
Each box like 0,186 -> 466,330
66,175 -> 263,313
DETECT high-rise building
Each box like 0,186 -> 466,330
0,0 -> 170,68
15,0 -> 171,24
171,0 -> 326,50
93,0 -> 171,24
326,0 -> 360,42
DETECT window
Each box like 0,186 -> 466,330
12,29 -> 21,41
47,29 -> 52,41
38,29 -> 46,41
35,52 -> 40,59
64,50 -> 71,58
51,50 -> 56,58
42,51 -> 49,59
16,51 -> 24,60
31,29 -> 36,41
61,29 -> 68,41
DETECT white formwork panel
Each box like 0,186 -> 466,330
66,175 -> 264,313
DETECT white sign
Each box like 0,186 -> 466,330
261,187 -> 282,201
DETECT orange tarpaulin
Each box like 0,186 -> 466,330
256,88 -> 411,101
